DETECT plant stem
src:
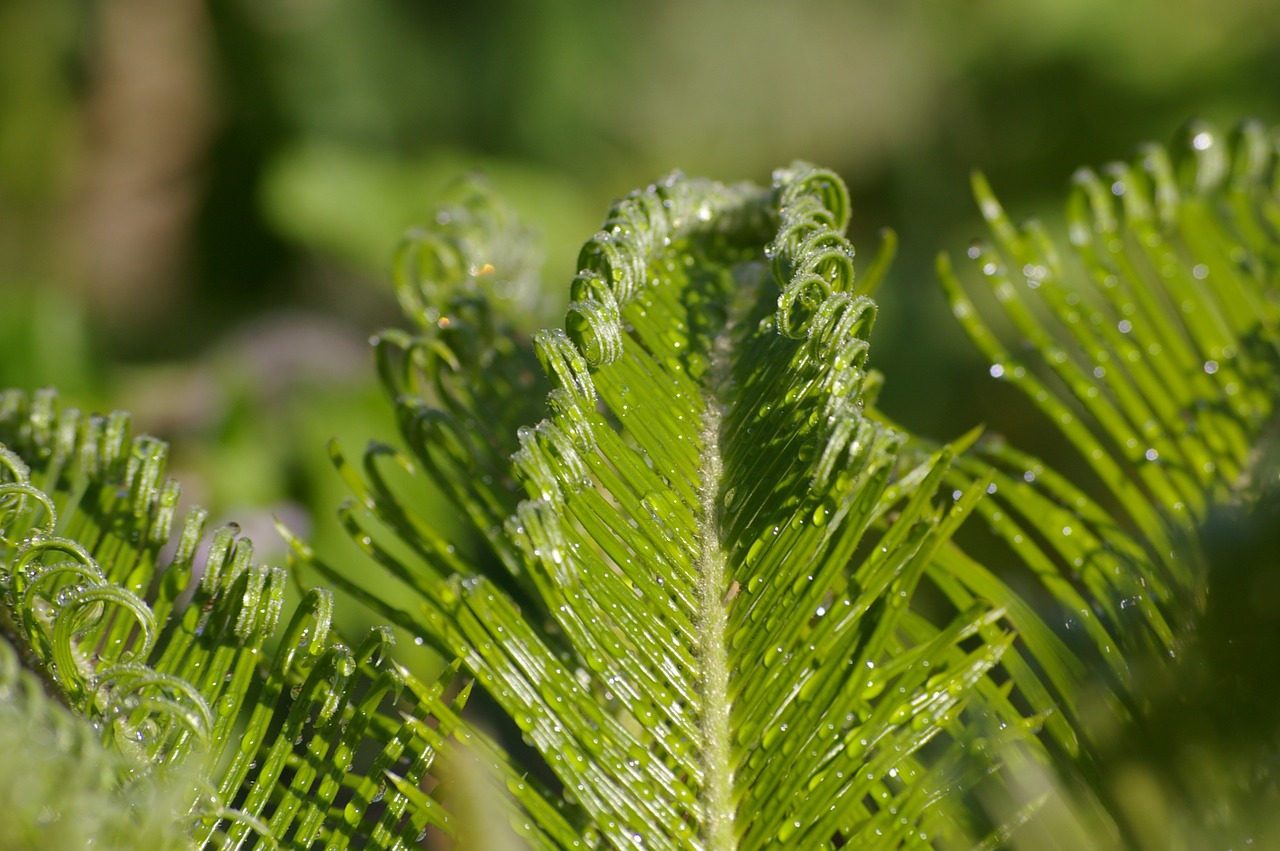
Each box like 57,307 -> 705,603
695,323 -> 736,850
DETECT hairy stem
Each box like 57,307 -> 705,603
696,323 -> 736,849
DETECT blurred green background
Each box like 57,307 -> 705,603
2,3 -> 1280,840
1,0 -> 1278,629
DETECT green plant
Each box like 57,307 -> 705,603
1,120 -> 1277,849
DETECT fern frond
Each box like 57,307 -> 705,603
6,118 -> 1268,849
935,120 -> 1280,843
0,389 -> 466,849
939,120 -> 1279,668
310,166 -> 1063,849
313,121 -> 1280,848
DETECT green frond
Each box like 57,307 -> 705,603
0,389 -> 468,849
939,119 -> 1279,669
312,166 -> 1064,849
6,117 -> 1277,849
309,123 -> 1280,849
935,120 -> 1280,844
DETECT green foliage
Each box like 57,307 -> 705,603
0,394 -> 469,848
931,119 -> 1280,848
2,120 -> 1279,849
0,638 -> 193,850
292,121 -> 1280,847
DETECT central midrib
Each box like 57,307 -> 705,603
694,319 -> 737,850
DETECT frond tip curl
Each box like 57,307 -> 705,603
0,389 -> 466,849
317,163 -> 1044,849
